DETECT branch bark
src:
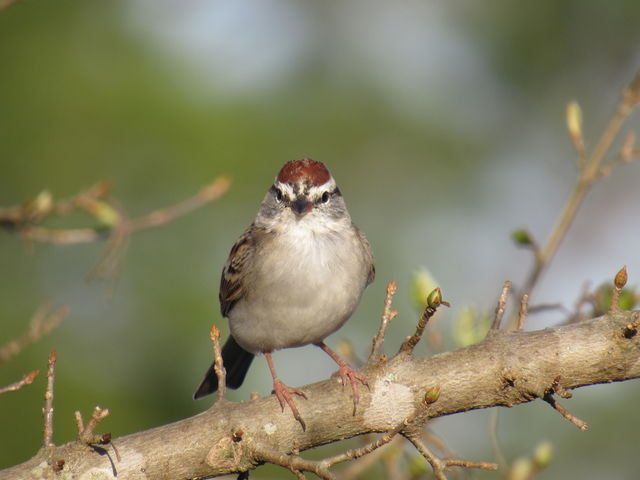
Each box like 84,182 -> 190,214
2,310 -> 639,479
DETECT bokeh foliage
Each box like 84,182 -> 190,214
1,1 -> 640,477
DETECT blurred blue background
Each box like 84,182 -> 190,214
1,1 -> 639,477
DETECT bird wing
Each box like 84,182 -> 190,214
355,224 -> 376,286
219,224 -> 269,317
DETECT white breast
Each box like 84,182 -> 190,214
229,217 -> 369,353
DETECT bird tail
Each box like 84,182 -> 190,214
193,336 -> 255,399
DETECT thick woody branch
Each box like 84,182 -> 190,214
3,309 -> 639,480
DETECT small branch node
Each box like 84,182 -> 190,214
548,375 -> 572,399
52,459 -> 65,472
76,406 -> 113,448
405,431 -> 497,479
623,317 -> 640,339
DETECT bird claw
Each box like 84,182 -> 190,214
336,365 -> 369,415
272,380 -> 307,430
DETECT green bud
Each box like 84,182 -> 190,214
424,387 -> 441,404
410,268 -> 438,310
427,288 -> 441,308
533,441 -> 553,469
22,190 -> 53,221
507,458 -> 533,480
91,201 -> 120,227
566,101 -> 583,142
511,228 -> 532,246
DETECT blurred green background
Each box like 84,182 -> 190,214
1,1 -> 640,478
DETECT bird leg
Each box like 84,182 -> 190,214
315,342 -> 369,414
265,351 -> 307,430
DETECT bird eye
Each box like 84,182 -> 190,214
275,188 -> 283,202
321,191 -> 330,203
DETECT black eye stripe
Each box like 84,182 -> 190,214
270,185 -> 284,202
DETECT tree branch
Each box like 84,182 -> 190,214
522,71 -> 640,297
3,309 -> 639,479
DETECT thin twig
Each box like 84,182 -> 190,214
88,200 -> 130,281
543,377 -> 586,430
598,133 -> 640,178
76,407 -> 111,443
517,294 -> 529,331
490,281 -> 511,331
444,458 -> 500,469
129,176 -> 231,232
369,280 -> 398,362
0,0 -> 26,12
0,370 -> 39,396
337,436 -> 402,480
248,442 -> 337,480
42,350 -> 57,449
522,72 -> 640,297
488,409 -> 507,470
609,265 -> 628,314
399,288 -> 447,354
405,432 -> 497,480
2,176 -> 231,247
210,325 -> 226,402
324,419 -> 408,467
75,407 -> 119,462
0,304 -> 68,366
542,394 -> 587,431
74,411 -> 85,434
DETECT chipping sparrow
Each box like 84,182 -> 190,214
194,158 -> 375,428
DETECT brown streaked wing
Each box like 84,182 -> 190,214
355,224 -> 376,286
219,225 -> 272,317
219,227 -> 255,317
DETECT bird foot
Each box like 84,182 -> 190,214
272,379 -> 307,430
335,364 -> 369,415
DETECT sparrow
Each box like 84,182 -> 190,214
194,158 -> 375,429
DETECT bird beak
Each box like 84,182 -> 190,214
291,197 -> 311,215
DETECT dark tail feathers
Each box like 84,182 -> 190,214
193,336 -> 254,399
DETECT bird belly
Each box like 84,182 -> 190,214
228,226 -> 368,353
